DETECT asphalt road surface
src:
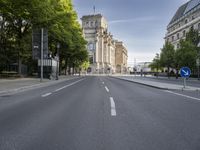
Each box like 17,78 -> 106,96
0,76 -> 200,150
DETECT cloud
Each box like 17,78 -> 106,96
109,16 -> 158,24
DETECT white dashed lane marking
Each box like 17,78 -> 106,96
105,86 -> 109,92
42,93 -> 52,97
110,97 -> 117,116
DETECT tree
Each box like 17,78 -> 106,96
185,27 -> 200,46
160,42 -> 175,77
175,40 -> 197,72
0,0 -> 88,76
174,28 -> 200,77
149,53 -> 161,77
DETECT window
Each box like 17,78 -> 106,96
88,43 -> 95,51
185,19 -> 188,24
183,30 -> 186,37
192,16 -> 195,20
86,22 -> 89,27
177,43 -> 180,49
177,33 -> 179,39
172,36 -> 174,41
90,21 -> 93,27
198,23 -> 200,31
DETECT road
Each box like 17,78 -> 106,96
0,76 -> 200,150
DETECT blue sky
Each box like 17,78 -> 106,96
73,0 -> 188,65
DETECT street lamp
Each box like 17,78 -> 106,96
56,42 -> 60,79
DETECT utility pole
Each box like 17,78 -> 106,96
40,28 -> 44,82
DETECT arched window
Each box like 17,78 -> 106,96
185,19 -> 188,24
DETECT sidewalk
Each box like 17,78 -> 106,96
0,75 -> 80,95
112,76 -> 200,91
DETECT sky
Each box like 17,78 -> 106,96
73,0 -> 189,65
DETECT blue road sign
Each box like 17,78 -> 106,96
180,67 -> 191,78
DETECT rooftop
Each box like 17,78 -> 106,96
81,14 -> 103,20
169,0 -> 200,26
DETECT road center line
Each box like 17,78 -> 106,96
105,86 -> 109,92
54,78 -> 85,92
110,97 -> 117,116
165,90 -> 200,101
42,93 -> 52,97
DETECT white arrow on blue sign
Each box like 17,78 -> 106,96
180,67 -> 191,78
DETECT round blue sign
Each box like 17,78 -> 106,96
180,67 -> 191,78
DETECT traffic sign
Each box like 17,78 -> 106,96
180,67 -> 191,78
32,28 -> 48,60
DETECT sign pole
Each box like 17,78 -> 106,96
180,67 -> 191,89
183,78 -> 186,88
40,28 -> 44,82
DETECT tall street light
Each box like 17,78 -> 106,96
56,42 -> 60,79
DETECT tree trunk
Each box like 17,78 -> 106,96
167,66 -> 170,79
176,68 -> 179,79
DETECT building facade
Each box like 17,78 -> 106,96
81,14 -> 128,74
115,41 -> 128,73
165,0 -> 200,49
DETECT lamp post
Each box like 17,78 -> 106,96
56,42 -> 60,79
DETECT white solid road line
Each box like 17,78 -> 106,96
165,90 -> 200,101
54,78 -> 85,92
105,86 -> 109,92
110,97 -> 117,116
42,93 -> 52,97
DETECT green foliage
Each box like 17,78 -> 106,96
175,40 -> 198,70
149,53 -> 161,72
160,42 -> 175,69
185,27 -> 200,46
81,61 -> 90,71
151,28 -> 200,77
0,0 -> 88,74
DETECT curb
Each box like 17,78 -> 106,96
0,76 -> 82,96
110,76 -> 200,91
110,76 -> 169,90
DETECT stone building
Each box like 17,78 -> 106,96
165,0 -> 200,49
81,14 -> 116,73
81,14 -> 128,74
115,41 -> 128,73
